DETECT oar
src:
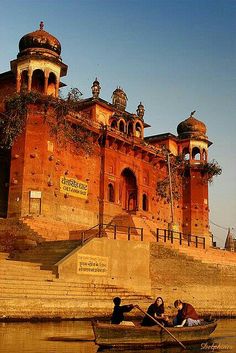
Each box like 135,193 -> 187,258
136,305 -> 186,350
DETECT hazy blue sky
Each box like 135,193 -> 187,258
0,0 -> 235,246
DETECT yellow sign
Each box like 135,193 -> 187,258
77,255 -> 108,276
60,176 -> 88,199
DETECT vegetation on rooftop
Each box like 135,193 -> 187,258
0,89 -> 93,154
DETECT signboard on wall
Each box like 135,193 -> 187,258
77,254 -> 108,276
29,191 -> 42,199
60,176 -> 88,199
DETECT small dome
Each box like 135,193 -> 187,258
112,87 -> 127,111
18,22 -> 61,59
136,102 -> 145,119
177,113 -> 207,139
91,78 -> 101,98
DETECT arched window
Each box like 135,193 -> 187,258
119,120 -> 125,133
108,183 -> 115,202
192,147 -> 201,160
20,70 -> 28,91
47,72 -> 57,96
142,194 -> 148,211
111,120 -> 117,129
32,69 -> 44,93
135,123 -> 142,138
183,147 -> 190,160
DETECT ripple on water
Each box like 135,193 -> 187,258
0,319 -> 235,353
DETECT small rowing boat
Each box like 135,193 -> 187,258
92,320 -> 217,349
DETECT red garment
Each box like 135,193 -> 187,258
179,303 -> 199,321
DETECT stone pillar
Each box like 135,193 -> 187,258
44,73 -> 49,95
28,69 -> 32,92
16,69 -> 21,93
55,78 -> 60,98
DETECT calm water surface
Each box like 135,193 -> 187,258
0,319 -> 235,353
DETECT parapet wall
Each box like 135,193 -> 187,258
56,238 -> 151,294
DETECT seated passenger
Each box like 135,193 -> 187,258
141,297 -> 170,326
111,297 -> 135,325
173,299 -> 201,327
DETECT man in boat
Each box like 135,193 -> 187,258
111,297 -> 135,326
173,300 -> 201,327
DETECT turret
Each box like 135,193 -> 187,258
10,22 -> 68,97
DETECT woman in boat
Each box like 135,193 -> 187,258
111,297 -> 135,325
141,297 -> 170,326
173,299 -> 201,327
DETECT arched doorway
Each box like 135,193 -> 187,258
120,168 -> 138,211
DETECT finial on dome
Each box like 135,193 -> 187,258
177,112 -> 207,140
190,110 -> 196,117
39,21 -> 44,30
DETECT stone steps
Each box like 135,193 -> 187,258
0,286 -> 148,299
0,297 -> 152,319
21,217 -> 84,241
10,240 -> 81,268
150,243 -> 236,288
0,251 -> 152,318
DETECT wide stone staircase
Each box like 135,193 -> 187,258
128,215 -> 236,268
0,251 -> 152,319
1,214 -> 236,318
0,218 -> 45,252
9,240 -> 82,270
149,242 -> 236,316
21,217 -> 85,241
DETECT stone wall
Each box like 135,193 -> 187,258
150,243 -> 236,316
57,238 -> 151,294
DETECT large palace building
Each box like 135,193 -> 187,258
0,24 -> 215,247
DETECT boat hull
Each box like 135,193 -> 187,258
92,321 -> 217,349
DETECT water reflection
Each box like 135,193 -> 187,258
0,321 -> 97,353
0,319 -> 235,353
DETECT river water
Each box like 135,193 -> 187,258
0,319 -> 235,353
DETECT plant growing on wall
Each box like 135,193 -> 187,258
200,159 -> 222,183
0,91 -> 39,148
156,153 -> 184,202
0,90 -> 93,154
156,150 -> 222,201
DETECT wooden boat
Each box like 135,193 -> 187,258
92,320 -> 217,349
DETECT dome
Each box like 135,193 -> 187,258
177,113 -> 207,139
112,87 -> 127,111
136,102 -> 145,119
18,22 -> 61,58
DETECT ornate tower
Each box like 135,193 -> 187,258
136,102 -> 145,119
112,87 -> 128,111
91,78 -> 101,99
177,111 -> 212,246
10,22 -> 67,97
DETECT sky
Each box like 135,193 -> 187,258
0,0 -> 235,247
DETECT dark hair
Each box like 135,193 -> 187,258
113,297 -> 121,305
174,299 -> 183,308
154,297 -> 164,312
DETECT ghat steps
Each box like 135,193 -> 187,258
10,240 -> 82,270
0,252 -> 152,319
20,217 -> 84,241
106,214 -> 236,268
0,216 -> 236,318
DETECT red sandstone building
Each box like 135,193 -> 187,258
0,24 -> 215,247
